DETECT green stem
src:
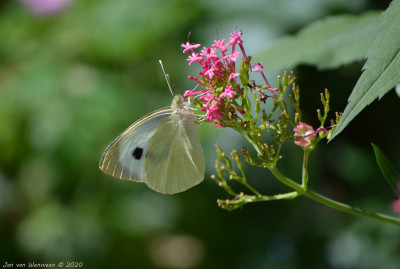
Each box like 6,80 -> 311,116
269,166 -> 303,192
241,131 -> 262,155
231,191 -> 300,204
269,167 -> 400,226
304,189 -> 400,225
301,149 -> 311,190
240,180 -> 262,197
254,191 -> 299,201
218,191 -> 300,211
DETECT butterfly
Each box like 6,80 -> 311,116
99,94 -> 205,194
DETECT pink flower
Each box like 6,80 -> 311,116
183,90 -> 193,98
251,62 -> 264,72
199,92 -> 216,103
181,42 -> 201,53
228,72 -> 240,82
220,85 -> 235,99
224,51 -> 240,62
203,66 -> 215,79
251,62 -> 271,88
293,124 -> 329,147
187,52 -> 203,65
392,199 -> 400,213
19,0 -> 74,15
391,183 -> 400,214
188,75 -> 202,84
208,103 -> 224,121
315,127 -> 329,134
293,122 -> 317,147
201,98 -> 225,123
184,89 -> 207,99
269,88 -> 279,91
212,39 -> 227,53
227,30 -> 243,46
200,47 -> 218,60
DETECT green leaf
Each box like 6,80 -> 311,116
330,0 -> 400,140
372,143 -> 400,197
256,12 -> 380,70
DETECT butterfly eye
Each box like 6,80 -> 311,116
132,147 -> 144,160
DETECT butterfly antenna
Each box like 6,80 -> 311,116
159,60 -> 174,96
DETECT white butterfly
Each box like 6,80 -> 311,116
99,95 -> 205,194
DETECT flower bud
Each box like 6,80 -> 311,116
293,122 -> 317,147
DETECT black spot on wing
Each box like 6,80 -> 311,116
132,147 -> 144,160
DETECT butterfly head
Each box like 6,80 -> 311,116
172,94 -> 190,109
172,95 -> 199,120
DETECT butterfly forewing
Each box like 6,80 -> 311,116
99,107 -> 174,182
144,108 -> 205,194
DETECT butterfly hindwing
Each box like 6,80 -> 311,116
144,104 -> 205,194
99,107 -> 174,182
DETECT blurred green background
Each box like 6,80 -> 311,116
1,0 -> 399,268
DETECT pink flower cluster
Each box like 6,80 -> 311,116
293,122 -> 328,147
181,30 -> 246,127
